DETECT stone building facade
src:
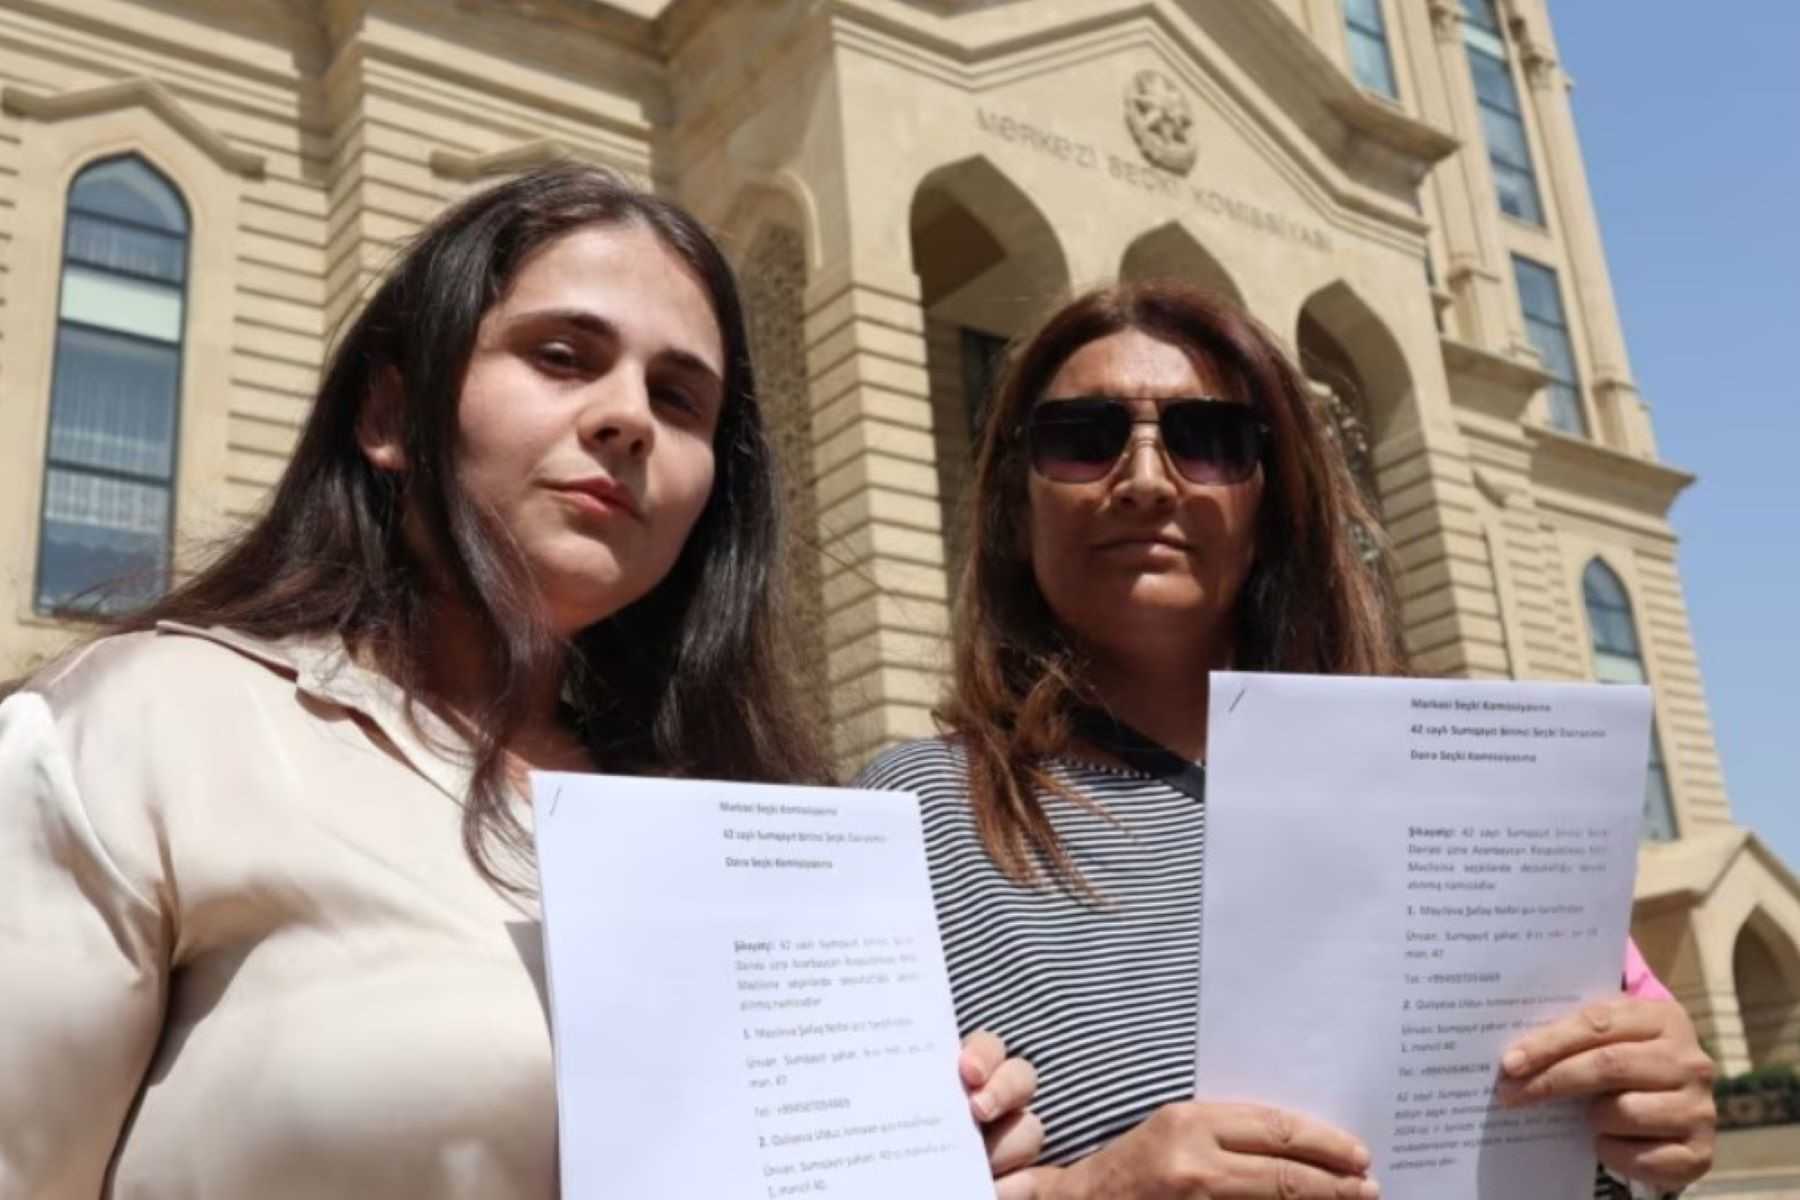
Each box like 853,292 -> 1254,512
0,0 -> 1794,1115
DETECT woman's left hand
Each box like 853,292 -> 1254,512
959,1030 -> 1045,1195
1498,997 -> 1716,1191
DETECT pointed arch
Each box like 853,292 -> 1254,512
1295,279 -> 1415,446
1119,221 -> 1245,308
909,154 -> 1071,332
1732,908 -> 1800,1069
910,155 -> 1072,571
1293,280 -> 1417,527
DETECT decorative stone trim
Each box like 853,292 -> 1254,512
429,139 -> 651,189
0,80 -> 265,178
1525,426 -> 1694,519
1426,0 -> 1465,42
1442,336 -> 1550,423
1505,12 -> 1561,90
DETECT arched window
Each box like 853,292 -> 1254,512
35,155 -> 189,615
1583,559 -> 1677,841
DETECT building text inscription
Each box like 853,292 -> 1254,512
975,107 -> 1333,253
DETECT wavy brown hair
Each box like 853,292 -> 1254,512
13,165 -> 829,892
938,280 -> 1404,887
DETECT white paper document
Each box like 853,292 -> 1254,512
530,773 -> 995,1199
1195,673 -> 1653,1199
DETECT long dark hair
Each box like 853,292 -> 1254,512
940,280 -> 1403,886
30,164 -> 828,890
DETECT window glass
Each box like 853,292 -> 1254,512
36,469 -> 172,613
47,325 -> 181,477
65,212 -> 186,282
59,265 -> 185,342
1581,559 -> 1679,841
68,157 -> 188,234
1514,257 -> 1585,435
1348,28 -> 1399,98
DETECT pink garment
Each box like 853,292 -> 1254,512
1624,937 -> 1674,1001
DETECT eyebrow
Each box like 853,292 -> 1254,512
509,306 -> 724,383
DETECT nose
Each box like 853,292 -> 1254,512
578,369 -> 655,460
1113,426 -> 1177,510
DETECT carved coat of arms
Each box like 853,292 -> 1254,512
1124,69 -> 1197,176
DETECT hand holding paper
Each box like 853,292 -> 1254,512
531,774 -> 1002,1199
1498,997 -> 1716,1189
1195,673 -> 1656,1199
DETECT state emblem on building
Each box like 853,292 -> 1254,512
1124,68 -> 1197,176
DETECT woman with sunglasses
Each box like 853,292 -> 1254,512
857,281 -> 1715,1199
0,166 -> 1040,1198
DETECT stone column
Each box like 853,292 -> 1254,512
922,317 -> 976,576
1515,29 -> 1657,458
1419,0 -> 1523,357
803,261 -> 953,775
741,224 -> 831,734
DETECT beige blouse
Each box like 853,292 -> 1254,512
0,623 -> 558,1198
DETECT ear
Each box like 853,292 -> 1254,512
357,366 -> 408,473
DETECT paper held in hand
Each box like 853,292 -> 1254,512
530,774 -> 996,1199
1195,673 -> 1654,1199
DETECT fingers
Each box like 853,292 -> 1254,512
972,1055 -> 1039,1124
1588,1086 -> 1717,1140
961,1030 -> 1007,1090
1501,999 -> 1671,1080
1594,1133 -> 1715,1191
984,1109 -> 1047,1178
1500,1037 -> 1704,1105
1207,1103 -> 1373,1177
1220,1151 -> 1381,1199
995,1165 -> 1058,1200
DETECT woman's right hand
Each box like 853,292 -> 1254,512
1011,1100 -> 1378,1199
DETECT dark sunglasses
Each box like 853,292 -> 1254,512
1024,396 -> 1268,485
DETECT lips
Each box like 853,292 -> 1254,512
1098,535 -> 1193,553
547,477 -> 642,521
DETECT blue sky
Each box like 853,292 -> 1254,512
1551,5 -> 1799,868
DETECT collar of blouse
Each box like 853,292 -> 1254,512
154,620 -> 475,805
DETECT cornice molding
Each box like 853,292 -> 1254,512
1634,828 -> 1746,912
0,80 -> 266,179
429,139 -> 653,189
456,0 -> 660,54
1440,336 -> 1540,395
1426,0 -> 1464,44
1322,91 -> 1461,164
1634,829 -> 1800,914
1525,426 -> 1694,520
1505,12 -> 1560,91
1443,336 -> 1549,424
1200,0 -> 1461,180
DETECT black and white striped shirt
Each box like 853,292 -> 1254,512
855,736 -> 1636,1197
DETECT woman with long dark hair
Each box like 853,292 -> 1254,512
858,280 -> 1715,1199
0,166 -> 1038,1197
